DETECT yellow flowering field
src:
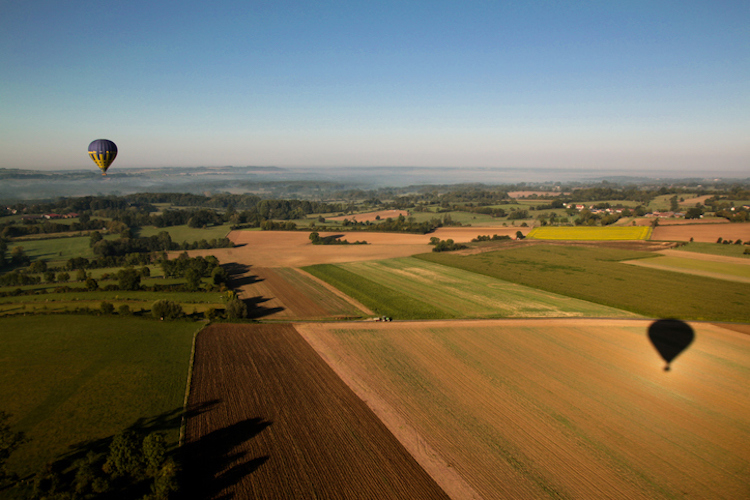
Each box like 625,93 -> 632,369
527,226 -> 652,240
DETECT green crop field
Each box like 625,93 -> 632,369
137,222 -> 232,242
527,226 -> 651,240
418,245 -> 750,322
302,264 -> 450,319
305,258 -> 639,320
0,315 -> 198,480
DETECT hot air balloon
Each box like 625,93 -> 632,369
88,139 -> 117,176
648,319 -> 694,371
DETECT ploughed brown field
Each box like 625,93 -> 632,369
183,323 -> 451,500
298,319 -> 750,500
651,221 -> 750,242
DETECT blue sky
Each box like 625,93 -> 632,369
1,1 -> 748,172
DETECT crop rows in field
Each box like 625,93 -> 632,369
306,257 -> 639,320
297,319 -> 750,500
234,266 -> 369,320
183,324 -> 449,500
651,221 -> 750,243
418,245 -> 750,322
527,226 -> 651,240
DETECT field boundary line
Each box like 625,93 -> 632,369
297,323 -> 484,500
179,323 -> 205,447
622,258 -> 750,284
293,267 -> 375,315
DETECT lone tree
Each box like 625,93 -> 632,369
225,298 -> 247,320
152,300 -> 183,320
117,268 -> 141,291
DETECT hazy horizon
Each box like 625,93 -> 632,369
2,2 -> 748,172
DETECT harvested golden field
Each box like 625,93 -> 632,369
298,319 -> 750,500
189,227 -> 527,267
328,209 -> 409,222
183,324 -> 450,500
651,222 -> 750,242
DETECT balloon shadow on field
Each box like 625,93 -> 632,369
179,417 -> 272,500
648,319 -> 695,371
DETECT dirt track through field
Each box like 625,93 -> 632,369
184,323 -> 451,500
298,319 -> 750,500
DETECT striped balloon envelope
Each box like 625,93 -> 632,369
88,139 -> 118,175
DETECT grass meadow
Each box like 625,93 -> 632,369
527,226 -> 652,240
137,222 -> 232,242
418,245 -> 750,322
304,258 -> 639,320
302,264 -> 450,319
0,315 -> 198,480
12,234 -> 118,265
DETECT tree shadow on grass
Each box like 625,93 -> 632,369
179,418 -> 272,499
12,400 -> 223,498
50,400 -> 222,472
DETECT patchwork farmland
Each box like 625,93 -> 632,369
7,209 -> 749,499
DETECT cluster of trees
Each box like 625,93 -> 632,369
91,232 -> 232,259
32,430 -> 178,500
471,234 -> 512,242
715,208 -> 748,223
308,232 -> 367,245
429,237 -> 468,252
160,253 -> 227,289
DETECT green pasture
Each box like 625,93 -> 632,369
336,258 -> 638,319
137,222 -> 232,242
674,241 -> 750,258
647,194 -> 679,211
10,234 -> 118,264
626,254 -> 750,281
418,245 -> 750,322
0,315 -> 198,479
302,264 -> 449,319
527,226 -> 651,240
